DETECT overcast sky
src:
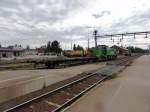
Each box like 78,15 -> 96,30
0,0 -> 150,49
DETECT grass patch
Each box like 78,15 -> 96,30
94,62 -> 101,64
109,73 -> 118,79
126,62 -> 132,66
105,73 -> 118,81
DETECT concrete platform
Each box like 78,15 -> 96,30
0,63 -> 105,104
65,55 -> 150,112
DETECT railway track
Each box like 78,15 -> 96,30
107,54 -> 142,66
4,70 -> 108,112
3,54 -> 141,112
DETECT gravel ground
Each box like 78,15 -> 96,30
65,55 -> 150,112
0,65 -> 105,111
0,63 -> 105,88
0,63 -> 105,105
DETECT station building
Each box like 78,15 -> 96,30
24,49 -> 38,56
0,45 -> 24,58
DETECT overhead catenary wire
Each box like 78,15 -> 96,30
95,31 -> 150,38
92,30 -> 150,47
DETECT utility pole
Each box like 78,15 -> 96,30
71,37 -> 73,50
148,45 -> 150,54
93,30 -> 98,48
88,38 -> 89,50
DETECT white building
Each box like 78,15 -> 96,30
24,49 -> 38,56
0,45 -> 24,58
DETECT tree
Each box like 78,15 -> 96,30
73,44 -> 76,50
45,41 -> 51,53
44,40 -> 62,54
26,45 -> 30,50
51,40 -> 62,54
126,46 -> 148,53
76,45 -> 84,51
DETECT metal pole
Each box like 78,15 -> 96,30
145,33 -> 148,38
148,45 -> 150,55
121,34 -> 123,40
71,37 -> 73,50
134,33 -> 136,39
93,30 -> 98,48
88,38 -> 89,50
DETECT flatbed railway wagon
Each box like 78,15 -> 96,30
33,45 -> 117,68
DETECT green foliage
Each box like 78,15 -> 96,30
45,40 -> 62,54
127,46 -> 148,53
26,45 -> 30,50
45,41 -> 51,53
51,40 -> 62,54
110,73 -> 118,79
76,45 -> 84,50
73,44 -> 76,50
73,44 -> 84,51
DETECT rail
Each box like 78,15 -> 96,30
4,69 -> 107,112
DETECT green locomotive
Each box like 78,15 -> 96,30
90,45 -> 117,61
63,45 -> 117,61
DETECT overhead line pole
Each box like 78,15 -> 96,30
93,30 -> 150,47
88,38 -> 89,50
93,30 -> 98,48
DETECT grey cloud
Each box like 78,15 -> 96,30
0,0 -> 150,48
0,0 -> 86,25
110,9 -> 150,33
0,0 -> 89,47
93,11 -> 111,18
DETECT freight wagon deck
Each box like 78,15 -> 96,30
30,56 -> 98,68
